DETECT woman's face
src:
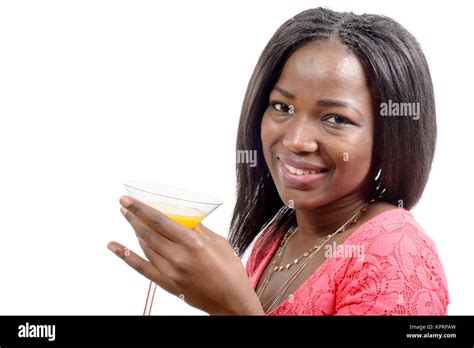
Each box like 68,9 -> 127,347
261,41 -> 375,210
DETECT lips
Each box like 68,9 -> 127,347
277,156 -> 329,189
278,155 -> 329,173
283,163 -> 327,176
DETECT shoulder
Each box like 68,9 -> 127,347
342,201 -> 434,253
335,207 -> 449,315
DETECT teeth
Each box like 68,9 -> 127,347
284,164 -> 324,176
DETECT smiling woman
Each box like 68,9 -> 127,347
109,6 -> 448,317
229,7 -> 448,315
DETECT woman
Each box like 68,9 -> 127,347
108,7 -> 449,315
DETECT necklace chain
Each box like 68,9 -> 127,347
272,202 -> 368,272
256,201 -> 371,313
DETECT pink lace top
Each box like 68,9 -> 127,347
246,208 -> 449,315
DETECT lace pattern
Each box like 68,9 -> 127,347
246,208 -> 449,315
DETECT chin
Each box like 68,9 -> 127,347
279,191 -> 327,211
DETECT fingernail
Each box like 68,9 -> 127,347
120,196 -> 131,208
107,242 -> 120,254
120,207 -> 127,216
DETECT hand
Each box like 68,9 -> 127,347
107,195 -> 264,315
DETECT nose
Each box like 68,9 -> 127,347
282,117 -> 319,153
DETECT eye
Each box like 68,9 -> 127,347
270,102 -> 294,115
324,115 -> 353,125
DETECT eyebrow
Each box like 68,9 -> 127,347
272,86 -> 364,118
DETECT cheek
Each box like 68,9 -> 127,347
330,132 -> 373,179
260,113 -> 276,141
260,113 -> 278,159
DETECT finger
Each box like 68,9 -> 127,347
107,241 -> 162,282
107,241 -> 177,295
136,237 -> 177,282
120,196 -> 197,245
120,206 -> 178,261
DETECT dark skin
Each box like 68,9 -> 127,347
258,40 -> 396,312
108,40 -> 396,316
108,198 -> 265,315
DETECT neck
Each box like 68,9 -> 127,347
294,192 -> 369,240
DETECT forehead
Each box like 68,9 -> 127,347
275,41 -> 372,102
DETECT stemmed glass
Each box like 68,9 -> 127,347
122,180 -> 222,315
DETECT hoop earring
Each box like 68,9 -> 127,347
374,168 -> 386,198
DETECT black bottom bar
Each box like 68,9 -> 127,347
0,316 -> 472,346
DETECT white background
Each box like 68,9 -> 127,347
1,0 -> 472,315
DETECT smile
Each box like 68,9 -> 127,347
278,160 -> 329,189
283,163 -> 327,176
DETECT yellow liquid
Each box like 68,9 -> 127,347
145,202 -> 206,229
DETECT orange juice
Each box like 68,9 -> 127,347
145,202 -> 206,229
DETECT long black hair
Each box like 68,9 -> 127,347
229,7 -> 436,257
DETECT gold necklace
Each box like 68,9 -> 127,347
271,227 -> 323,272
272,202 -> 368,272
256,201 -> 371,312
264,232 -> 336,313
